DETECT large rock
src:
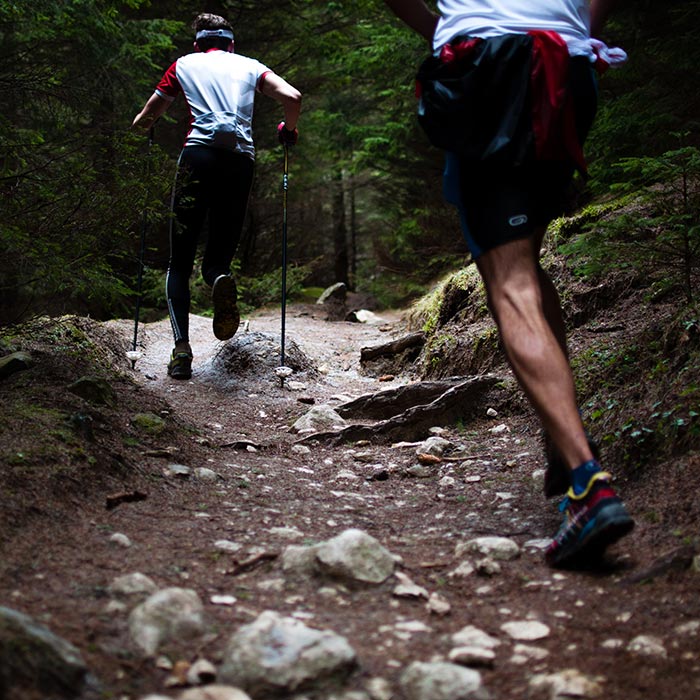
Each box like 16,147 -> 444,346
0,606 -> 94,699
219,610 -> 356,695
128,588 -> 205,657
315,529 -> 395,584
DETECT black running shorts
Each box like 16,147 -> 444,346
443,56 -> 598,258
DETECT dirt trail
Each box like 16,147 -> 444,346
2,304 -> 700,700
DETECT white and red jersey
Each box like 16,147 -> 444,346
155,49 -> 271,158
434,0 -> 594,58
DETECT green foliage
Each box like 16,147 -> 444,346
574,308 -> 700,470
0,0 -> 178,325
2,0 -> 700,320
561,141 -> 700,301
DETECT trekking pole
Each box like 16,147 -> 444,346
275,143 -> 293,387
126,125 -> 154,369
280,143 -> 289,367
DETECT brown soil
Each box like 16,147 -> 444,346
1,303 -> 699,700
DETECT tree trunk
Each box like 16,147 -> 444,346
332,167 -> 349,286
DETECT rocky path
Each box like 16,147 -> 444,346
1,305 -> 700,700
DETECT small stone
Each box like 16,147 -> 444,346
448,561 -> 475,579
510,643 -> 549,665
451,625 -> 501,650
417,436 -> 451,456
500,620 -> 550,641
405,464 -> 432,478
448,646 -> 495,667
456,537 -> 520,561
165,463 -> 191,478
186,658 -> 217,685
214,540 -> 242,553
601,639 -> 624,649
108,573 -> 157,599
210,595 -> 237,606
475,557 -> 501,576
269,526 -> 304,539
486,408 -> 498,417
366,676 -> 393,700
393,572 -> 429,600
426,592 -> 451,616
400,661 -> 484,700
194,467 -> 219,481
675,620 -> 700,636
529,669 -> 603,699
627,634 -> 667,658
109,533 -> 132,548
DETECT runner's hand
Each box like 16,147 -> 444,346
277,122 -> 298,146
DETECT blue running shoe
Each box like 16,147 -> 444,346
543,431 -> 601,498
546,471 -> 634,568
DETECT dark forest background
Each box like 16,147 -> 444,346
1,0 -> 699,322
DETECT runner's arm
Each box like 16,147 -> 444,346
132,93 -> 170,129
259,73 -> 302,131
384,0 -> 439,41
590,0 -> 621,37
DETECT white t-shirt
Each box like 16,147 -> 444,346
434,0 -> 594,58
155,49 -> 271,158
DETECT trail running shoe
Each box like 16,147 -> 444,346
545,471 -> 634,568
543,431 -> 601,498
167,351 -> 192,380
212,274 -> 240,341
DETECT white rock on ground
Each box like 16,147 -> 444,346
400,661 -> 486,700
500,620 -> 550,641
456,537 -> 520,561
281,543 -> 321,576
451,625 -> 501,651
627,634 -> 667,658
107,572 -> 158,600
128,588 -> 205,657
416,436 -> 452,456
291,405 -> 347,433
528,669 -> 604,699
315,529 -> 395,584
218,610 -> 356,695
179,685 -> 253,700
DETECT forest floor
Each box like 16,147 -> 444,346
1,300 -> 700,700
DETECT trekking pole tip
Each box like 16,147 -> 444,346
275,365 -> 293,387
126,349 -> 142,368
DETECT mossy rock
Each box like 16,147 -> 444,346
131,412 -> 166,434
0,352 -> 33,380
67,375 -> 115,406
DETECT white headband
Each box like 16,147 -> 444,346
195,28 -> 234,41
